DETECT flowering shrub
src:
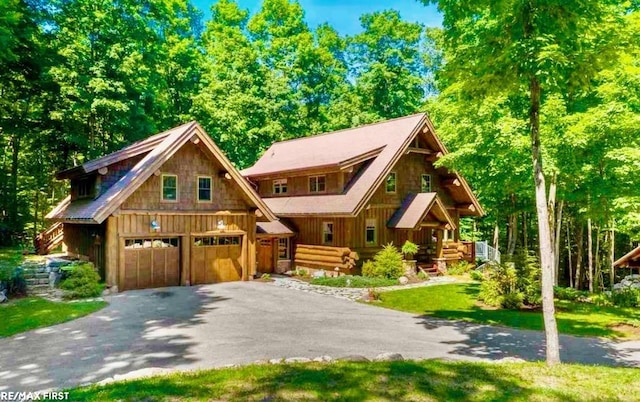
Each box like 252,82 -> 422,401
611,275 -> 640,307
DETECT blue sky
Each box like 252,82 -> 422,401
191,0 -> 442,35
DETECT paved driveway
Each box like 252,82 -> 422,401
1,282 -> 639,392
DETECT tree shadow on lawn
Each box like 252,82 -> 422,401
0,285 -> 229,392
70,360 -> 585,402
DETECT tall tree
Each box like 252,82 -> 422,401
427,0 -> 626,364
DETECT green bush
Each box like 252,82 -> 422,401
447,261 -> 473,275
59,262 -> 103,299
364,243 -> 404,279
589,293 -> 613,307
470,270 -> 484,282
479,263 -> 521,308
401,241 -> 419,260
311,275 -> 397,288
501,292 -> 524,310
611,287 -> 640,308
417,270 -> 429,280
554,286 -> 588,302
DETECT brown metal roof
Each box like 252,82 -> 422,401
256,221 -> 294,237
614,245 -> 640,268
47,122 -> 278,223
244,113 -> 484,217
388,193 -> 456,230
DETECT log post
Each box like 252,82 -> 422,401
105,216 -> 118,291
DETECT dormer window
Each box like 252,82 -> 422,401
77,179 -> 92,199
273,179 -> 288,194
309,176 -> 326,193
386,172 -> 397,193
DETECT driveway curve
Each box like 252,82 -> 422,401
0,282 -> 638,393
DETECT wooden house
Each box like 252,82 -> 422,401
45,122 -> 280,291
241,113 -> 484,274
614,245 -> 640,275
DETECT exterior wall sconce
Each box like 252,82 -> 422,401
151,220 -> 161,231
217,219 -> 226,231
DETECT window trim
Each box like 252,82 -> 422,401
196,175 -> 213,203
365,218 -> 377,247
421,174 -> 432,193
322,221 -> 334,245
161,173 -> 178,202
273,178 -> 288,195
309,175 -> 326,193
278,237 -> 290,260
386,172 -> 397,193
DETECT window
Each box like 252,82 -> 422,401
365,218 -> 377,246
197,176 -> 212,202
309,175 -> 326,193
278,237 -> 290,259
421,174 -> 432,192
193,236 -> 241,246
322,222 -> 334,244
77,179 -> 92,198
386,172 -> 397,193
162,174 -> 178,201
273,179 -> 288,195
124,238 -> 178,249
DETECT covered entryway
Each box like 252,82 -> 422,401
191,235 -> 243,284
257,239 -> 275,273
122,238 -> 180,290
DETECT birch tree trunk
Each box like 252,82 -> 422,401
610,222 -> 615,290
493,221 -> 500,251
507,213 -> 517,256
588,218 -> 594,293
576,224 -> 584,290
529,76 -> 560,364
554,200 -> 564,285
567,218 -> 573,289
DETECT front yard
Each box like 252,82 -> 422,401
0,297 -> 107,337
68,360 -> 640,401
375,283 -> 640,339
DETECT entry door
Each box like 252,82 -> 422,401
191,235 -> 243,284
257,239 -> 274,273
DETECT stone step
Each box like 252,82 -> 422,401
26,278 -> 50,286
23,272 -> 50,279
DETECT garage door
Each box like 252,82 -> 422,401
123,238 -> 180,290
191,235 -> 243,284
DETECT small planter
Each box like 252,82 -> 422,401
402,260 -> 417,277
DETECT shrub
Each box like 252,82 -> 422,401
292,268 -> 308,277
361,260 -> 376,277
59,262 -> 103,299
470,270 -> 484,282
501,292 -> 524,310
401,241 -> 419,260
554,286 -> 588,302
417,270 -> 429,280
589,292 -> 613,307
611,287 -> 640,308
447,261 -> 473,275
479,263 -> 519,307
364,243 -> 404,279
367,287 -> 381,301
261,273 -> 271,280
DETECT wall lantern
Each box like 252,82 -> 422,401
151,220 -> 161,231
217,219 -> 226,231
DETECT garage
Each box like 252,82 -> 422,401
191,235 -> 243,284
122,238 -> 180,290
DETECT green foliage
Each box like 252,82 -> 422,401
417,270 -> 430,280
260,273 -> 271,280
470,270 -> 484,282
611,288 -> 640,308
447,261 -> 473,275
554,286 -> 588,302
367,287 -> 381,301
400,241 -> 419,259
59,262 -> 103,299
363,243 -> 404,279
500,292 -> 524,310
479,264 -> 519,308
310,275 -> 397,288
292,268 -> 308,277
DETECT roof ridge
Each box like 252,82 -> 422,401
269,113 -> 426,146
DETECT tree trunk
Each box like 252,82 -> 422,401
9,134 -> 20,240
595,225 -> 601,291
554,200 -> 564,285
523,212 -> 529,252
507,213 -> 517,256
587,218 -> 593,293
576,223 -> 584,290
566,218 -> 573,289
492,221 -> 500,251
529,75 -> 560,364
610,222 -> 615,290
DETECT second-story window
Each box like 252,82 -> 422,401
421,174 -> 432,192
309,175 -> 326,193
386,172 -> 397,193
162,174 -> 178,201
273,179 -> 288,194
197,176 -> 212,202
77,179 -> 92,199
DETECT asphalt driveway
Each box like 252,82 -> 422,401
1,282 -> 639,393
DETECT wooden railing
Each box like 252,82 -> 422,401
34,222 -> 64,255
475,241 -> 501,263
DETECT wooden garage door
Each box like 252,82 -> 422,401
191,236 -> 243,284
123,238 -> 180,290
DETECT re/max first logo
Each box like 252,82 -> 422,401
0,391 -> 70,401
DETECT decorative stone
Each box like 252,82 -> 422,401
398,276 -> 409,285
374,353 -> 404,362
269,358 -> 283,364
403,260 -> 417,277
312,270 -> 326,278
337,355 -> 370,362
284,357 -> 312,363
0,290 -> 7,303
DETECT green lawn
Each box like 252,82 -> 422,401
375,283 -> 640,339
310,275 -> 398,288
0,247 -> 24,274
68,360 -> 640,401
0,297 -> 107,337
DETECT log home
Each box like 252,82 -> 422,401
45,122 -> 280,291
241,113 -> 484,274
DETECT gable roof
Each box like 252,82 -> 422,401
614,245 -> 640,268
242,113 -> 484,217
47,122 -> 277,223
388,193 -> 456,230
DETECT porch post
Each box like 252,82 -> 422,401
407,229 -> 414,243
436,230 -> 444,258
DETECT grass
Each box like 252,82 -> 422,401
0,247 -> 24,278
0,297 -> 107,337
375,283 -> 640,339
68,360 -> 640,401
310,275 -> 398,288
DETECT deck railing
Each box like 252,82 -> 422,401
34,222 -> 64,255
475,241 -> 501,263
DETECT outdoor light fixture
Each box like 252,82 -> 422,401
217,219 -> 226,231
151,220 -> 160,231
